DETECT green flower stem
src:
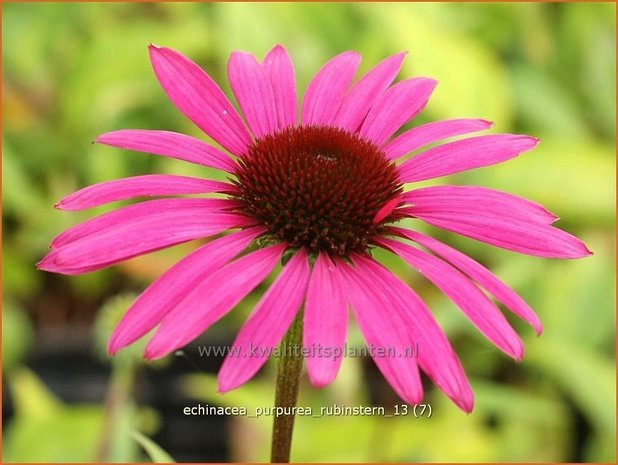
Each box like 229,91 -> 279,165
270,310 -> 304,463
95,361 -> 135,462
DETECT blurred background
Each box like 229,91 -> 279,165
2,2 -> 616,463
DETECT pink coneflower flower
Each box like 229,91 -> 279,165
38,44 -> 591,412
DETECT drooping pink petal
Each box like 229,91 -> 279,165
375,237 -> 524,360
400,208 -> 592,259
301,51 -> 360,125
401,185 -> 559,224
55,175 -> 237,211
148,45 -> 252,156
263,44 -> 297,129
337,257 -> 423,405
391,227 -> 542,335
304,252 -> 348,388
359,78 -> 437,146
398,134 -> 539,182
351,255 -> 473,412
38,206 -> 253,275
218,249 -> 310,392
333,52 -> 406,133
228,51 -> 278,138
384,118 -> 493,160
108,227 -> 264,354
95,129 -> 237,172
50,198 -> 242,249
144,243 -> 287,359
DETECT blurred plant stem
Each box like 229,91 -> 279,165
94,361 -> 135,462
270,311 -> 304,463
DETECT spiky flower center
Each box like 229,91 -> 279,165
232,125 -> 403,256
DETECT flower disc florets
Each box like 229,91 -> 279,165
232,125 -> 403,256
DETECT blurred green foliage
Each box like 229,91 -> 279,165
2,2 -> 616,463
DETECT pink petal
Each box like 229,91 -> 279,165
373,195 -> 403,224
143,243 -> 287,359
301,51 -> 360,125
337,257 -> 423,405
392,227 -> 542,335
38,203 -> 253,274
56,175 -> 237,211
218,249 -> 310,392
351,255 -> 473,412
108,227 -> 264,354
263,45 -> 297,129
148,45 -> 252,156
50,198 -> 242,249
304,253 -> 348,388
228,51 -> 278,138
401,185 -> 559,224
95,129 -> 237,172
384,118 -> 493,161
333,52 -> 406,133
375,237 -> 525,360
359,78 -> 437,146
398,134 -> 539,182
402,208 -> 592,259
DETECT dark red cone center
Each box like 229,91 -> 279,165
232,125 -> 403,256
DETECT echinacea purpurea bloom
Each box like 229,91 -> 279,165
38,44 -> 592,412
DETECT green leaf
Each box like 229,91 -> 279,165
366,3 -> 513,131
1,302 -> 34,373
1,142 -> 46,217
526,338 -> 616,441
3,369 -> 102,462
511,64 -> 590,138
131,431 -> 175,463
